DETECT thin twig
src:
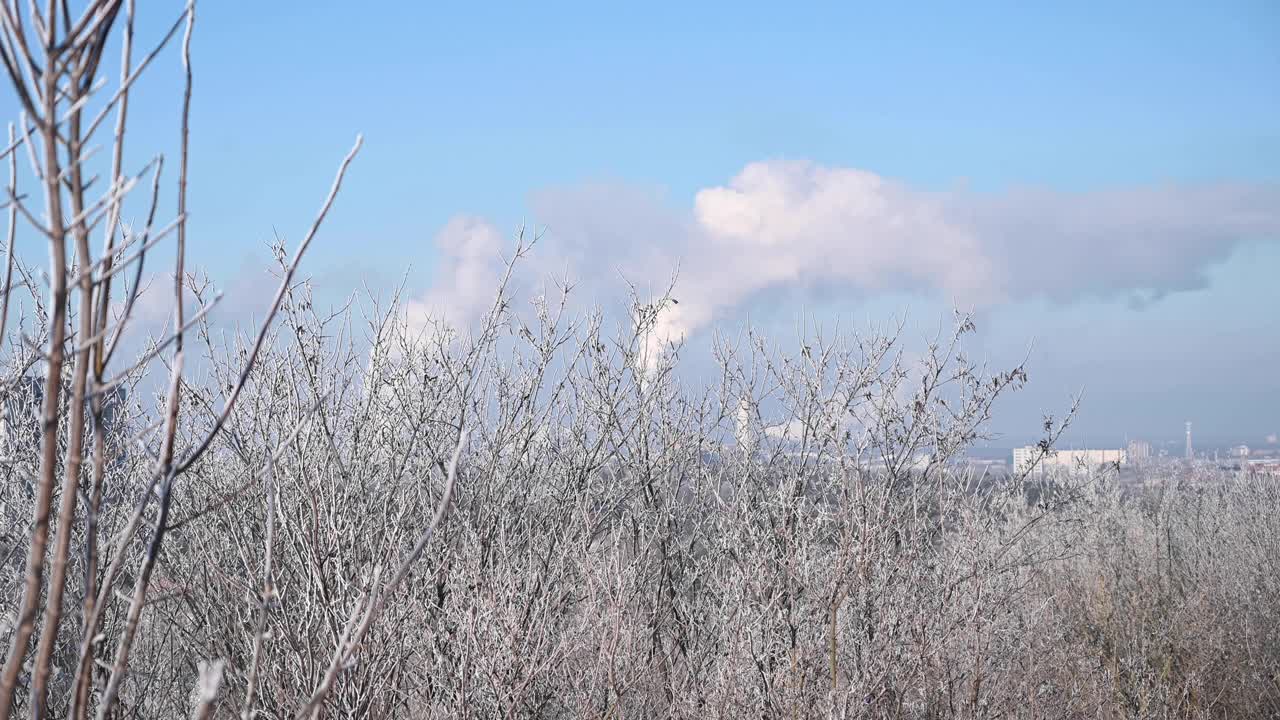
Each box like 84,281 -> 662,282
295,431 -> 468,719
0,124 -> 16,347
241,455 -> 276,719
178,134 -> 362,474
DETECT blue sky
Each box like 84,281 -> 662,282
5,1 -> 1278,446
173,1 -> 1278,258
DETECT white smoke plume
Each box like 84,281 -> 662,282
404,215 -> 507,335
412,160 -> 1280,351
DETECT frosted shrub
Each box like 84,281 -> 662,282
2,3 -> 1278,718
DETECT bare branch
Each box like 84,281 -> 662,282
178,134 -> 362,474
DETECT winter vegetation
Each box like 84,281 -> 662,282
2,3 -> 1280,719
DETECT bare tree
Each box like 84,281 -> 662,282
0,2 -> 360,716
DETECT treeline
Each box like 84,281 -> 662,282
5,278 -> 1279,717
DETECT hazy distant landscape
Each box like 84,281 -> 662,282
2,2 -> 1279,719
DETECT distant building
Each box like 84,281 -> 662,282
1012,446 -> 1037,474
1013,446 -> 1127,475
1243,458 -> 1280,478
1127,440 -> 1152,463
964,458 -> 1009,474
1230,444 -> 1250,458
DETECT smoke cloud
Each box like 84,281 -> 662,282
404,215 -> 508,333
414,160 -> 1280,347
